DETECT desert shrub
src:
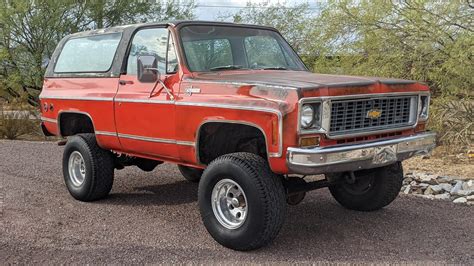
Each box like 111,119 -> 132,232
429,98 -> 473,152
0,100 -> 39,140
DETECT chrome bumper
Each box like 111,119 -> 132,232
287,132 -> 436,175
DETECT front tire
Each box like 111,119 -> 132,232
328,162 -> 403,211
198,152 -> 286,251
62,134 -> 114,201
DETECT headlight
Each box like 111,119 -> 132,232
419,95 -> 430,120
300,104 -> 315,128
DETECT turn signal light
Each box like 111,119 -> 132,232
415,123 -> 425,132
300,136 -> 320,147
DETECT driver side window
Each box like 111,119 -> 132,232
127,28 -> 178,75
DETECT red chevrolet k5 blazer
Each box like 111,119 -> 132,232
39,21 -> 436,250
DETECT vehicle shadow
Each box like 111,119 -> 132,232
103,180 -> 198,206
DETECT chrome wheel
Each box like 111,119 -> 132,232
68,151 -> 86,187
211,179 -> 248,229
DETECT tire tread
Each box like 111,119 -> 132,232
200,152 -> 286,250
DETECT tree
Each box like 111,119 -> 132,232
0,0 -> 85,104
0,0 -> 195,105
224,1 -> 312,55
308,0 -> 473,97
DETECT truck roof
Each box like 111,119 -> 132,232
45,21 -> 280,78
67,20 -> 278,38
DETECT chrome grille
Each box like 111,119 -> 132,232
329,96 -> 416,136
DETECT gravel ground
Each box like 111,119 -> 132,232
1,140 -> 473,264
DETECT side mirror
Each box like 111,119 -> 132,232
137,55 -> 160,83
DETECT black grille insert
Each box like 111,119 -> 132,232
329,96 -> 415,136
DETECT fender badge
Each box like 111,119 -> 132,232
184,87 -> 201,96
366,109 -> 382,119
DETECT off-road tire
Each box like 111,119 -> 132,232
328,162 -> 403,211
198,152 -> 286,251
62,133 -> 114,201
178,165 -> 203,182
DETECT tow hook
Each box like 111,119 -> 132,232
57,139 -> 67,146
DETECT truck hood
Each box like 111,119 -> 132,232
190,71 -> 416,90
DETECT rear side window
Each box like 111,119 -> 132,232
54,33 -> 121,73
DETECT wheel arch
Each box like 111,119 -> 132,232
57,110 -> 96,137
195,119 -> 270,165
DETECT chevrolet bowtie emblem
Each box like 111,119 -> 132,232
366,109 -> 382,119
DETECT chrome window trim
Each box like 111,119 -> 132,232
298,92 -> 426,139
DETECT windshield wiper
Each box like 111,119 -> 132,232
209,65 -> 244,71
260,67 -> 288,70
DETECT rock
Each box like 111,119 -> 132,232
430,185 -> 443,194
450,181 -> 463,194
463,180 -> 473,191
453,197 -> 467,204
418,173 -> 438,185
418,183 -> 430,188
410,181 -> 417,186
416,194 -> 434,200
434,193 -> 450,200
421,154 -> 431,159
403,185 -> 411,194
437,176 -> 453,183
424,186 -> 433,195
413,188 -> 423,194
466,195 -> 474,201
439,183 -> 453,193
452,189 -> 474,197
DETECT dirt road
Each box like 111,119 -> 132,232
1,140 -> 473,264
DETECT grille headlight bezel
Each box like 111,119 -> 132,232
299,101 -> 323,132
300,104 -> 315,129
418,94 -> 430,121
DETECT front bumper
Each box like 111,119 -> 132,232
287,132 -> 436,175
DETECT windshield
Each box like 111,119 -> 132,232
179,25 -> 307,72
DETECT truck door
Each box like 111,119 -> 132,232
114,27 -> 180,159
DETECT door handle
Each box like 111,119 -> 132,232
119,80 -> 133,85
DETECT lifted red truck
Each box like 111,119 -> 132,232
40,21 -> 436,250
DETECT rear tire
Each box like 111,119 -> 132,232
178,165 -> 203,182
198,152 -> 286,251
62,134 -> 114,201
328,162 -> 403,211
